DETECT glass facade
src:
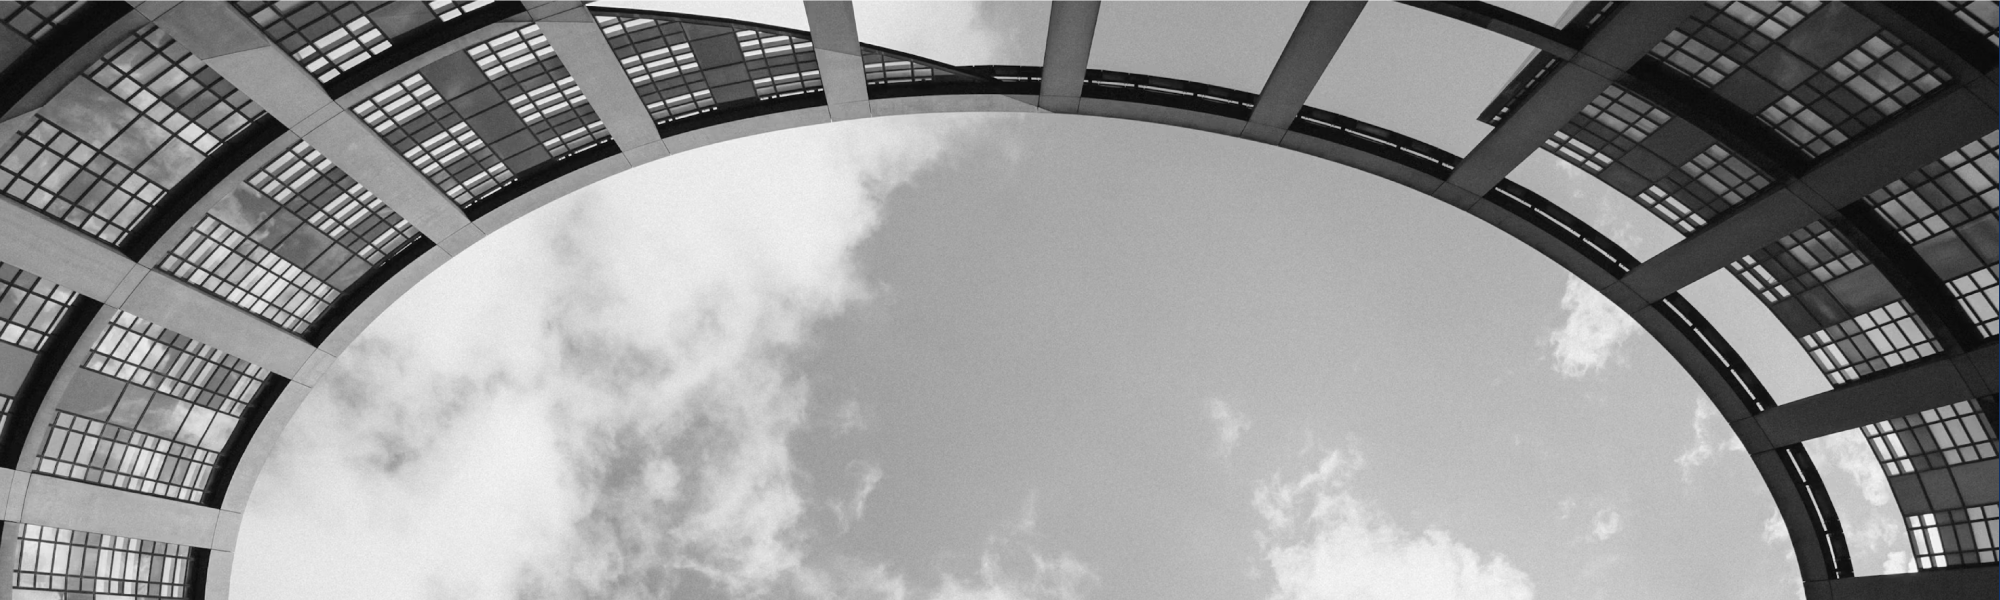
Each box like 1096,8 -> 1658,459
860,47 -> 980,87
597,13 -> 823,126
1650,1 -> 1951,157
159,140 -> 420,334
0,260 -> 77,435
1940,0 -> 1999,46
1542,85 -> 1774,233
13,524 -> 190,599
234,0 -> 494,83
1729,222 -> 1939,385
37,311 -> 267,503
1864,132 -> 2000,339
1863,399 -> 1999,570
0,1 -> 79,41
0,25 -> 264,245
352,24 -> 608,207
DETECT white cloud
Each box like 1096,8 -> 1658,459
1587,507 -> 1622,543
1254,449 -> 1535,600
232,113 -> 1010,599
1546,275 -> 1640,379
832,461 -> 886,532
1803,430 -> 1907,576
1675,397 -> 1744,480
1761,510 -> 1788,545
1207,398 -> 1252,458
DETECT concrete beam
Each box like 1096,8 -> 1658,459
117,272 -> 317,378
1039,1 -> 1101,112
1244,2 -> 1364,143
15,472 -> 224,549
531,2 -> 662,150
142,1 -> 472,245
805,1 -> 868,117
0,194 -> 141,302
1447,2 -> 1695,194
1756,354 -> 1976,447
1616,79 -> 1998,302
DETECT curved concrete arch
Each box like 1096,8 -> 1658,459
0,2 -> 1990,599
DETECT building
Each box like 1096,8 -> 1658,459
0,1 -> 1991,597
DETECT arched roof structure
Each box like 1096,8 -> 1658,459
0,1 -> 1990,598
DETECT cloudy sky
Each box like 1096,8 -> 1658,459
231,2 -> 1908,599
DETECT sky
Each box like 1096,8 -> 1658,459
231,2 -> 1911,599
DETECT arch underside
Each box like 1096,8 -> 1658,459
0,1 -> 1990,598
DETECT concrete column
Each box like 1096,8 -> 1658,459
529,2 -> 664,154
205,549 -> 235,600
1242,1 -> 1364,144
1447,2 -> 1695,195
1038,1 -> 1101,113
805,1 -> 869,120
140,1 -> 474,246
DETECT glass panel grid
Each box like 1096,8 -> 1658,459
0,118 -> 165,244
1728,221 -> 1869,303
84,311 -> 266,416
0,1 -> 81,41
14,524 -> 189,599
468,25 -> 609,158
1863,400 -> 1996,476
1651,1 -> 1821,86
1801,301 -> 1940,385
739,29 -> 819,99
599,15 -> 717,123
428,0 -> 491,22
0,261 -> 78,352
233,1 -> 391,83
354,25 -> 606,207
38,411 -> 219,503
88,26 -> 265,154
1865,132 -> 1998,246
250,141 -> 420,265
1908,504 -> 1998,569
1940,0 -> 1999,46
1637,145 -> 1770,233
159,217 -> 338,333
1757,32 -> 1948,156
1947,267 -> 1998,337
1543,87 -> 1671,173
354,76 -> 511,205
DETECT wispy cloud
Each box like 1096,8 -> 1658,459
232,113 -> 1012,599
1804,430 -> 1908,576
1546,275 -> 1641,379
1207,398 -> 1252,458
832,461 -> 886,532
1254,449 -> 1535,600
1675,396 -> 1743,480
1587,507 -> 1623,543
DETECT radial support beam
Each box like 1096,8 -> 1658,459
529,1 -> 662,153
1756,345 -> 1997,448
1039,1 -> 1102,113
1399,1 -> 1574,58
805,1 -> 869,120
1243,2 -> 1365,143
1618,76 -> 1999,303
1447,2 -> 1696,195
0,468 -> 233,550
138,1 -> 474,247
